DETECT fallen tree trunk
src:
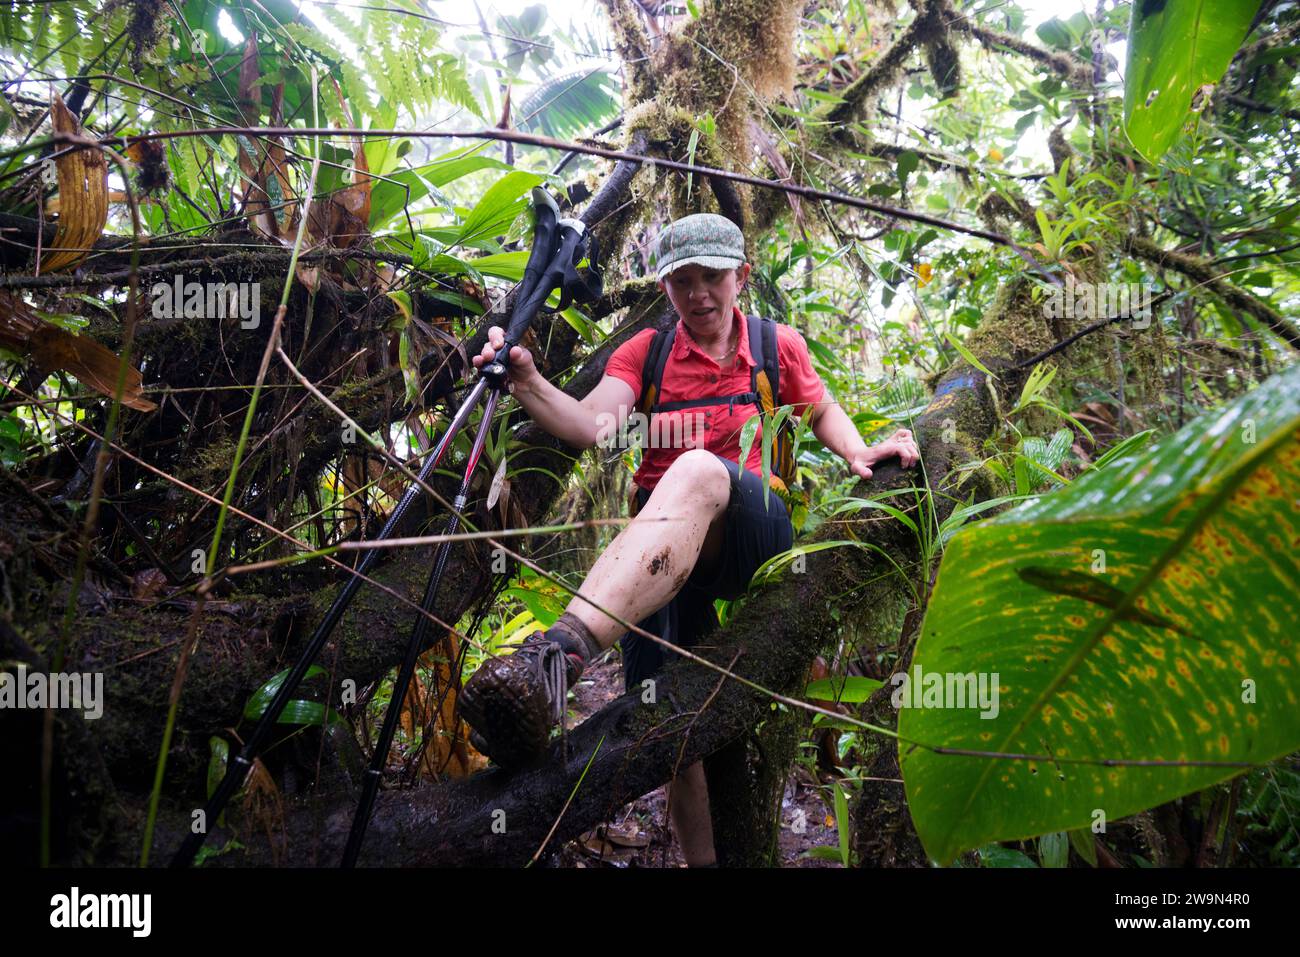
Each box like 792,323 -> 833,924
139,459 -> 923,866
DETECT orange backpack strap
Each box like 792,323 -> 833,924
748,315 -> 798,496
749,313 -> 781,411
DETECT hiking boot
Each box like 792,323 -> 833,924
460,627 -> 588,770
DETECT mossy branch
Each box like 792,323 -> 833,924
951,21 -> 1093,87
1129,236 -> 1300,351
598,0 -> 655,103
822,3 -> 935,132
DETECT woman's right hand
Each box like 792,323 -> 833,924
472,325 -> 539,395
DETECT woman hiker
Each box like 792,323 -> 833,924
459,212 -> 920,865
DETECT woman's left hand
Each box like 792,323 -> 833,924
849,428 -> 921,479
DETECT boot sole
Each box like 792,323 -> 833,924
460,675 -> 550,771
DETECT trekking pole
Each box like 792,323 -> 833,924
340,197 -> 603,866
168,188 -> 569,869
340,377 -> 503,867
167,377 -> 489,868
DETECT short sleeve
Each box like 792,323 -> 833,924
775,325 -> 826,419
602,327 -> 656,396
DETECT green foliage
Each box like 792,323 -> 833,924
516,67 -> 620,139
804,676 -> 883,703
3,0 -> 1298,870
283,4 -> 482,121
244,665 -> 340,727
903,364 -> 1300,864
976,844 -> 1038,867
369,145 -> 516,232
805,780 -> 854,866
0,412 -> 27,465
1237,761 -> 1300,866
1124,0 -> 1262,161
1036,829 -> 1068,867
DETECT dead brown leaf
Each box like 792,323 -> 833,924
0,292 -> 156,411
41,95 -> 108,273
235,36 -> 296,239
397,631 -> 487,779
130,568 -> 169,601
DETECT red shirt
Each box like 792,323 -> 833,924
604,306 -> 827,491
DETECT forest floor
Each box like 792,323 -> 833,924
549,652 -> 843,868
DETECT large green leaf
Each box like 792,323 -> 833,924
369,145 -> 516,231
453,170 -> 546,248
243,665 -> 338,727
1123,0 -> 1261,162
902,364 -> 1300,864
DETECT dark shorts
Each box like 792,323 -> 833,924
619,453 -> 794,692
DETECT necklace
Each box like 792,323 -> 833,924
689,324 -> 738,364
708,340 -> 737,364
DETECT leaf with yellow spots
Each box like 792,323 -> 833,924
1016,567 -> 1189,634
902,363 -> 1300,865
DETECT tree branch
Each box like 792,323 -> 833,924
1129,236 -> 1300,350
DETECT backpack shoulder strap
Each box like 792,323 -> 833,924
637,324 -> 676,415
749,314 -> 800,500
761,315 -> 780,405
748,314 -> 782,413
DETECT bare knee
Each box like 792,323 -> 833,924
652,449 -> 730,512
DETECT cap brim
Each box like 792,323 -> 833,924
656,254 -> 745,282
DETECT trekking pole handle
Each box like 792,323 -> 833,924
499,217 -> 590,353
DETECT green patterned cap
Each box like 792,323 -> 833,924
651,213 -> 746,281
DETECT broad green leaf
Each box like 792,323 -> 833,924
940,495 -> 1031,546
1068,827 -> 1098,866
206,736 -> 229,801
1123,0 -> 1262,162
398,327 -> 419,405
902,364 -> 1300,865
1037,830 -> 1069,868
805,845 -> 847,862
977,844 -> 1038,868
497,611 -> 543,649
362,102 -> 400,178
469,251 -> 532,281
833,781 -> 851,865
805,676 -> 885,703
1036,14 -> 1088,51
560,305 -> 600,345
455,170 -> 545,248
896,149 -> 919,182
368,145 -> 515,230
737,416 -> 760,485
499,586 -> 565,628
243,665 -> 334,726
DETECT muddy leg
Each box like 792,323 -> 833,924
564,449 -> 730,650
